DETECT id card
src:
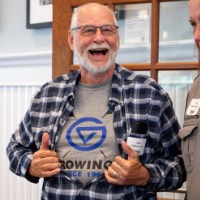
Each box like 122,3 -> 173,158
186,99 -> 200,116
127,137 -> 146,155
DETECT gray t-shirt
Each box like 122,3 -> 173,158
56,80 -> 120,185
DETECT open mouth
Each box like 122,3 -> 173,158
89,48 -> 108,56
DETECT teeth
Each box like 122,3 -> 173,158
89,48 -> 108,55
90,48 -> 107,51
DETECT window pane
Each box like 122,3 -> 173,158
134,71 -> 150,76
158,70 -> 198,126
159,1 -> 197,62
115,4 -> 151,64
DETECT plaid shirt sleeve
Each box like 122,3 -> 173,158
6,108 -> 40,183
119,70 -> 186,192
144,97 -> 186,192
6,72 -> 77,184
112,66 -> 186,193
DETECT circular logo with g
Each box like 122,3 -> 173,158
66,117 -> 106,151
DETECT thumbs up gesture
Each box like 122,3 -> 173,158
28,132 -> 61,178
104,141 -> 151,186
40,132 -> 50,150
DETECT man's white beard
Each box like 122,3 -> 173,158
74,43 -> 118,75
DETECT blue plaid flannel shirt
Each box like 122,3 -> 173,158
7,64 -> 186,200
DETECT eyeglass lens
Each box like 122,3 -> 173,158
80,25 -> 118,36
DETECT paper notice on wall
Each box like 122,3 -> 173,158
125,12 -> 150,44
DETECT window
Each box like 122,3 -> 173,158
53,0 -> 199,126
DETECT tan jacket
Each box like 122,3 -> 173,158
179,74 -> 200,200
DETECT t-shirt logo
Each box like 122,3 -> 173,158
66,117 -> 106,151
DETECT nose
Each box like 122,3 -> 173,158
93,28 -> 105,43
193,25 -> 200,50
194,24 -> 200,41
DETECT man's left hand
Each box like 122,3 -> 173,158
104,141 -> 151,186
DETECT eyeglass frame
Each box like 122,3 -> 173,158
71,24 -> 119,36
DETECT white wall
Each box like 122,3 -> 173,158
0,1 -> 52,199
0,0 -> 52,54
0,52 -> 52,200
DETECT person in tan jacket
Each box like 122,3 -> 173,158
178,0 -> 200,200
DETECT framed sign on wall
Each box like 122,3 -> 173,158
26,0 -> 52,29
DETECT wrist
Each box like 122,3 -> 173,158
146,175 -> 153,186
142,165 -> 152,186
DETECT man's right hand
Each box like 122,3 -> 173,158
28,132 -> 61,178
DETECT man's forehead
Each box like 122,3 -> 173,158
77,10 -> 114,25
190,0 -> 200,11
190,0 -> 200,20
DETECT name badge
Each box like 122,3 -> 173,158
127,137 -> 146,155
186,99 -> 200,116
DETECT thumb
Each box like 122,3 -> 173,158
40,132 -> 50,150
121,140 -> 138,160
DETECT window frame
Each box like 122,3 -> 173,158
52,0 -> 199,81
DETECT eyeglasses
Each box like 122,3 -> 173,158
71,25 -> 118,36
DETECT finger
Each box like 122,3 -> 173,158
121,140 -> 138,160
107,165 -> 118,178
104,170 -> 121,185
109,159 -> 122,174
39,162 -> 61,171
33,150 -> 58,159
33,156 -> 61,166
111,170 -> 118,178
40,132 -> 50,150
104,169 -> 116,180
30,157 -> 61,177
39,167 -> 61,178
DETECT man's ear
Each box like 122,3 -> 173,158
68,30 -> 74,51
